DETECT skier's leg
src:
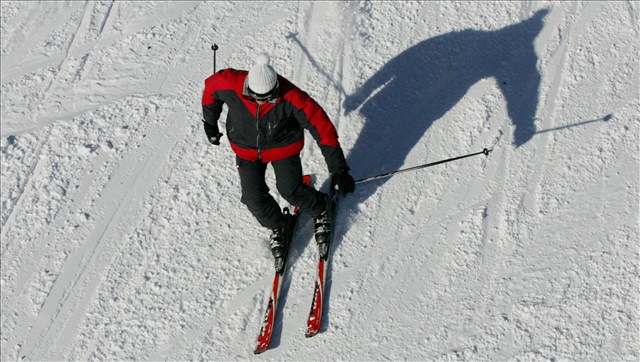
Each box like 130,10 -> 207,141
236,157 -> 285,229
272,154 -> 327,217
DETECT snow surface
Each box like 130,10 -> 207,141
1,1 -> 639,360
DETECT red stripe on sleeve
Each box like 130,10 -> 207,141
201,69 -> 246,106
201,74 -> 217,106
284,84 -> 339,148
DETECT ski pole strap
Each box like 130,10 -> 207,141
355,148 -> 491,185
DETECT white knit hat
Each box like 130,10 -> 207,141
247,53 -> 278,94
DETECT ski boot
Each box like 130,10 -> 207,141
313,204 -> 333,260
269,213 -> 295,274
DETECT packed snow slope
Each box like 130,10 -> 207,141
1,1 -> 638,360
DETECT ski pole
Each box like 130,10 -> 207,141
205,43 -> 223,145
211,43 -> 218,73
355,148 -> 491,185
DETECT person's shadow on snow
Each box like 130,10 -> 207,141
318,9 -> 549,334
343,9 -> 548,202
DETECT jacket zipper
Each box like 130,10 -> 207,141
256,103 -> 262,160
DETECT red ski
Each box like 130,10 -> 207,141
305,257 -> 327,337
254,175 -> 312,354
305,189 -> 337,338
254,270 -> 284,354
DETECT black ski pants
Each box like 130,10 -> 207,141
237,155 -> 327,230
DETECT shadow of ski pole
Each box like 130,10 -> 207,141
534,113 -> 613,134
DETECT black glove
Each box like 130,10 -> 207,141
331,169 -> 355,196
202,120 -> 223,145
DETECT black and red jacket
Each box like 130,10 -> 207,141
201,69 -> 348,173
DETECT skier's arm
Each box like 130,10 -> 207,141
288,89 -> 348,174
201,73 -> 225,144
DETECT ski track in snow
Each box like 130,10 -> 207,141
1,0 -> 88,233
1,1 -> 639,360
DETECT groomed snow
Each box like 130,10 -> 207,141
1,1 -> 638,360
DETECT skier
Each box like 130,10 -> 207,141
201,53 -> 355,271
